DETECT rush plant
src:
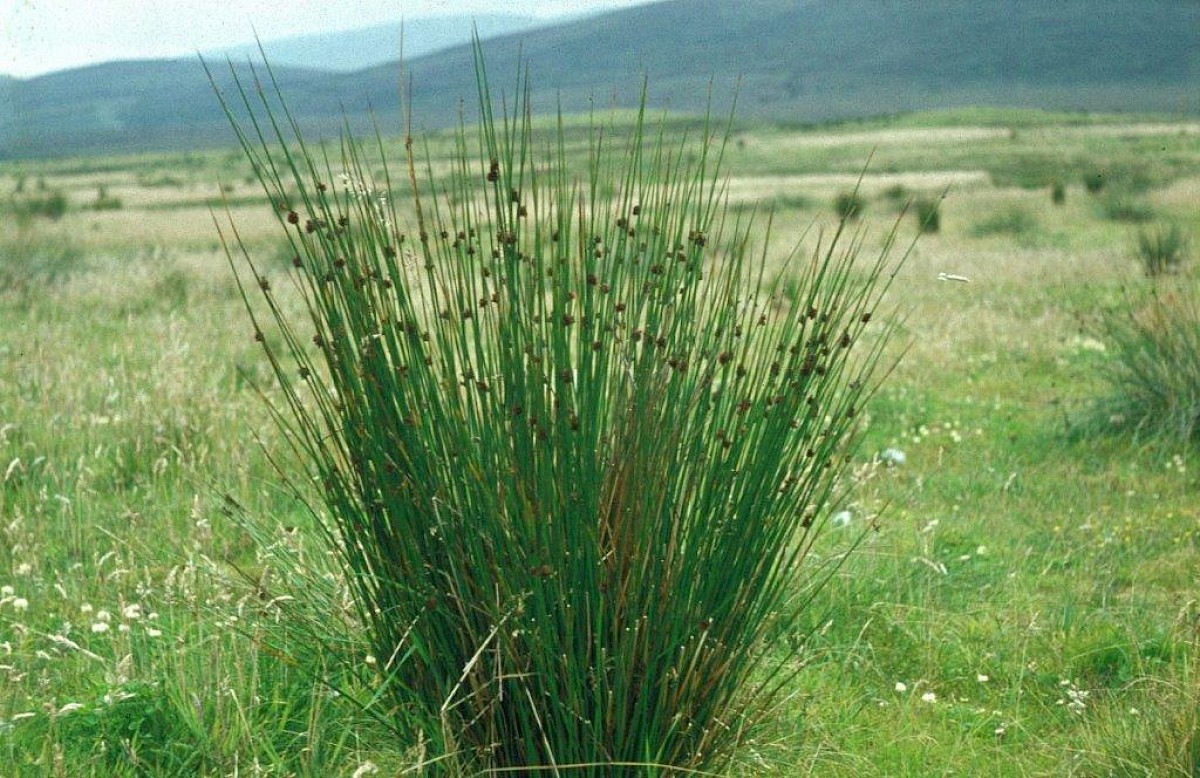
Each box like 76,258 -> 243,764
1095,278 -> 1200,444
210,44 -> 900,774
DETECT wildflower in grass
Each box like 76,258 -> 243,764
832,510 -> 852,527
90,622 -> 109,634
144,626 -> 162,638
121,603 -> 142,620
878,447 -> 907,466
95,609 -> 111,623
895,681 -> 909,693
1058,680 -> 1089,713
12,597 -> 28,612
0,585 -> 12,597
921,691 -> 938,703
977,673 -> 989,683
351,762 -> 379,778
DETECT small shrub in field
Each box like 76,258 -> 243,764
834,189 -> 865,220
91,184 -> 124,211
1094,278 -> 1200,443
882,183 -> 909,203
9,190 -> 68,220
1137,224 -> 1189,277
0,229 -> 84,295
915,197 -> 941,234
212,45 -> 901,774
1051,180 -> 1066,205
1099,192 -> 1154,224
1084,170 -> 1106,193
972,206 -> 1037,237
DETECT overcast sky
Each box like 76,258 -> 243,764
1,0 -> 659,78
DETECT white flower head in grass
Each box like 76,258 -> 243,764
831,510 -> 852,528
351,762 -> 379,778
12,597 -> 28,612
339,172 -> 392,230
145,626 -> 162,638
1057,679 -> 1088,713
921,691 -> 937,703
15,563 -> 31,577
95,609 -> 111,623
894,681 -> 908,693
91,622 -> 109,634
0,585 -> 13,597
977,673 -> 989,683
878,447 -> 907,466
121,604 -> 142,621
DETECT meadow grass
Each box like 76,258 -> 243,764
0,101 -> 1198,774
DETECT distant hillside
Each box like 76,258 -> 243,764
4,0 -> 1199,160
209,14 -> 542,73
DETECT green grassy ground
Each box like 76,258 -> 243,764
1,110 -> 1198,775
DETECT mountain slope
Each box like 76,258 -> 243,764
209,14 -> 542,73
4,0 -> 1199,159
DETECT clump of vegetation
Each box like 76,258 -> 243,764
7,190 -> 69,220
972,205 -> 1037,237
1084,169 -> 1107,193
0,228 -> 85,296
1075,615 -> 1200,775
213,48 -> 900,774
834,189 -> 866,220
90,184 -> 123,211
1094,278 -> 1200,443
1051,180 -> 1066,205
915,197 -> 941,234
882,183 -> 909,204
1137,224 -> 1189,277
1099,192 -> 1155,224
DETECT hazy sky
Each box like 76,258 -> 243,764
1,0 -> 660,78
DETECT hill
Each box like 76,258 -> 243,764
3,0 -> 1199,160
207,14 -> 542,73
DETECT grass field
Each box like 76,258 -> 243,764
2,107 -> 1199,775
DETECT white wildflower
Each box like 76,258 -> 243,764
831,510 -> 852,528
12,597 -> 28,612
977,674 -> 989,683
352,762 -> 379,778
0,585 -> 13,597
91,622 -> 109,634
894,681 -> 908,693
121,604 -> 142,621
921,691 -> 937,703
